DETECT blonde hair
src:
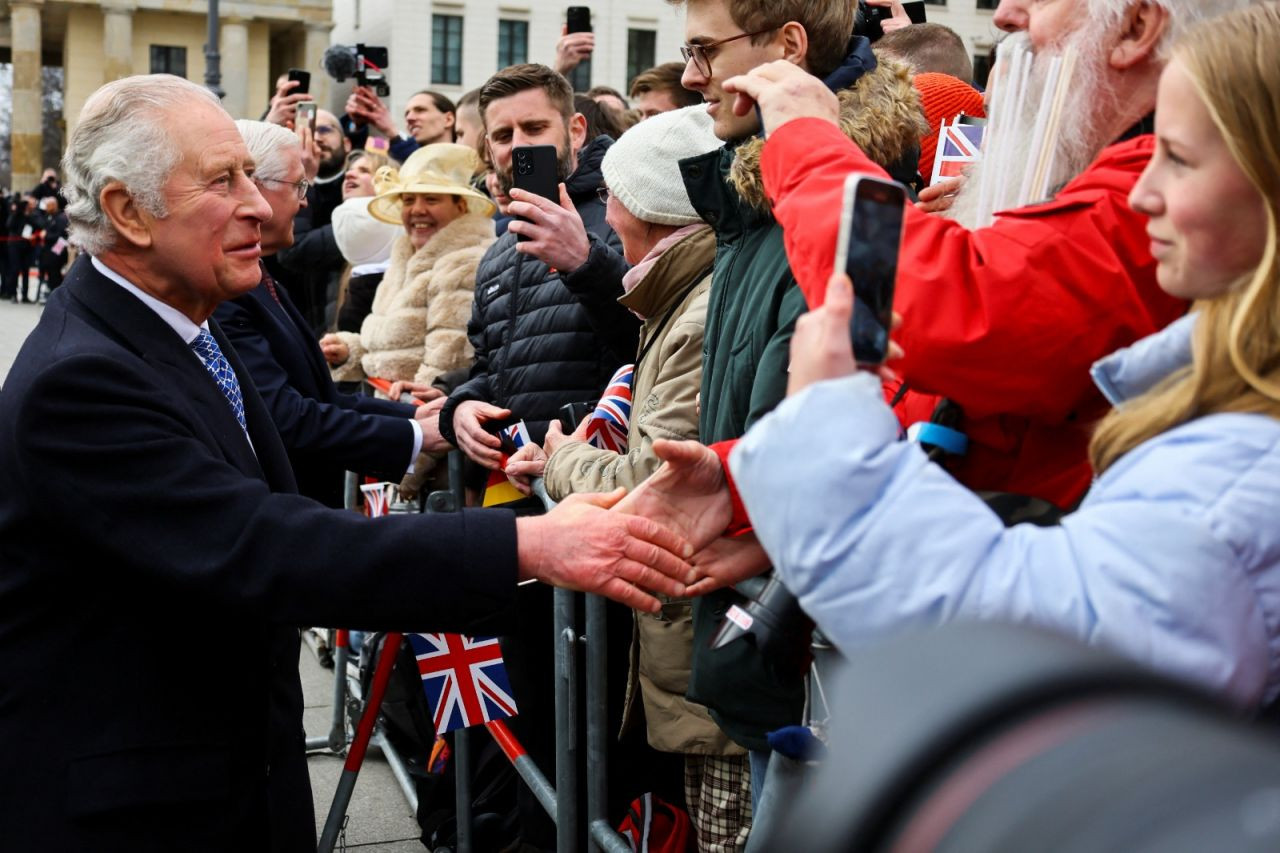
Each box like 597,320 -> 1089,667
1090,2 -> 1280,474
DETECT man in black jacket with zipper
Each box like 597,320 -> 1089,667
437,63 -> 638,467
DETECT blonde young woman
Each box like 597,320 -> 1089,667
682,3 -> 1280,711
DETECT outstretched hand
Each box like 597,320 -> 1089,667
687,533 -> 771,597
722,60 -> 839,138
615,440 -> 732,554
516,489 -> 696,612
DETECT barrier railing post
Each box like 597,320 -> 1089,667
555,587 -> 580,853
318,631 -> 404,853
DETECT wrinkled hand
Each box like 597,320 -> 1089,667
453,400 -> 511,469
916,176 -> 964,213
866,0 -> 913,33
507,185 -> 591,273
345,86 -> 397,138
297,122 -> 319,182
554,29 -> 595,75
615,440 -> 732,554
723,60 -> 839,137
504,443 -> 548,496
787,273 -> 903,396
265,79 -> 312,128
319,333 -> 349,366
388,380 -> 445,404
412,396 -> 451,454
686,533 -> 772,597
516,489 -> 695,612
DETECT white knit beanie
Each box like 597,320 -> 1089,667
601,105 -> 722,226
332,196 -> 402,267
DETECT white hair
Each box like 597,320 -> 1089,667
234,119 -> 302,181
61,74 -> 221,256
1087,0 -> 1260,59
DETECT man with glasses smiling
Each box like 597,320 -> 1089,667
663,0 -> 871,833
275,108 -> 353,333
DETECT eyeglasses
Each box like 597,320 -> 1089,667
254,176 -> 311,201
596,187 -> 610,205
680,28 -> 776,78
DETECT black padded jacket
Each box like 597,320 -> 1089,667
439,135 -> 639,447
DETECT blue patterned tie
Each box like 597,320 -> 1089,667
189,329 -> 248,435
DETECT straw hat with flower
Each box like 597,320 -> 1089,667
367,143 -> 495,224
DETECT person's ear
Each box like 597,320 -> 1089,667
779,21 -> 810,70
444,112 -> 456,131
1111,0 -> 1168,70
99,181 -> 154,249
568,112 -> 589,151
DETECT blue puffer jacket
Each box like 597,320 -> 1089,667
439,135 -> 638,446
732,313 -> 1280,710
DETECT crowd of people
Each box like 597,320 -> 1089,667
2,0 -> 1279,850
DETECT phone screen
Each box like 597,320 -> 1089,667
296,102 -> 317,134
841,178 -> 905,364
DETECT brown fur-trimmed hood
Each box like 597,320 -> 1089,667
728,58 -> 928,212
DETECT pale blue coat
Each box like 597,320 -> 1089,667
731,314 -> 1280,708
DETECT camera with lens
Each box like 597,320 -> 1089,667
322,43 -> 390,97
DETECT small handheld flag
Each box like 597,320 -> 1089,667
930,119 -> 985,186
408,632 -> 519,733
584,364 -> 634,454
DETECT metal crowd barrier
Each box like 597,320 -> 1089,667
308,385 -> 633,852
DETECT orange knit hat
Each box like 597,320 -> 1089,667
912,72 -> 986,186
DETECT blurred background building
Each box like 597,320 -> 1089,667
0,0 -> 1001,191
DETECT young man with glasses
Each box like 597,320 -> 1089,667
664,0 -> 868,842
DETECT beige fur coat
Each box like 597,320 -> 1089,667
331,213 -> 495,385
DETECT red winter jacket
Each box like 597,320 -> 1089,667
758,118 -> 1186,507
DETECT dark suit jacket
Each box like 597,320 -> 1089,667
214,269 -> 416,507
0,257 -> 517,852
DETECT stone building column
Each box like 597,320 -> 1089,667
10,0 -> 44,191
220,17 -> 252,118
101,0 -> 136,83
304,21 -> 334,111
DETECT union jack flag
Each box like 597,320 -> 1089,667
500,420 -> 532,453
930,120 -> 986,186
360,481 -> 395,517
407,632 -> 519,733
584,363 -> 633,453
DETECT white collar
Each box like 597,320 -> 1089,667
91,255 -> 207,345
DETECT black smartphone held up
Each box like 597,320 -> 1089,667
286,68 -> 310,96
295,101 -> 318,135
835,174 -> 906,364
511,145 -> 560,242
566,6 -> 593,33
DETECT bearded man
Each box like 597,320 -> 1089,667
716,0 -> 1254,509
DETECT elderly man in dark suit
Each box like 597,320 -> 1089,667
0,73 -> 694,852
213,119 -> 435,508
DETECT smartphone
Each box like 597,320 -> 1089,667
834,174 -> 906,364
558,400 -> 596,433
295,101 -> 317,134
511,145 -> 560,242
286,68 -> 310,96
566,6 -> 592,33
